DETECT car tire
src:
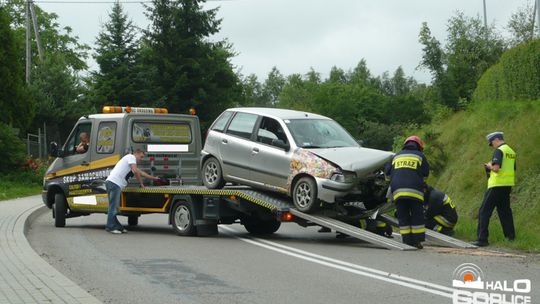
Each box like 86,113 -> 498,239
171,201 -> 197,236
54,193 -> 67,228
244,219 -> 281,235
292,176 -> 320,213
202,157 -> 226,189
127,215 -> 139,226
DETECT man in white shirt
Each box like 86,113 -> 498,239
105,149 -> 159,234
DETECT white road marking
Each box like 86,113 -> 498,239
220,226 -> 456,299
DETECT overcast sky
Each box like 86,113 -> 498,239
35,0 -> 534,84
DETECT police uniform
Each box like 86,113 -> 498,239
385,139 -> 430,247
475,132 -> 516,246
424,187 -> 458,236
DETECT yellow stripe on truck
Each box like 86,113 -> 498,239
45,154 -> 120,179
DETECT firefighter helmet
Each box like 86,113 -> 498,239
404,135 -> 425,151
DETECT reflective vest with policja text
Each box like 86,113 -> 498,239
487,144 -> 516,189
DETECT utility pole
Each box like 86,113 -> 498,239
25,0 -> 31,84
482,0 -> 488,28
536,0 -> 540,37
29,1 -> 44,61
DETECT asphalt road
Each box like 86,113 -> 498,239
27,209 -> 540,304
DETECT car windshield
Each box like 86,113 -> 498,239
286,119 -> 359,148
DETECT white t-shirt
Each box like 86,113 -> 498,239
106,154 -> 137,189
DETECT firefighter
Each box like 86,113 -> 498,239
472,131 -> 516,247
384,136 -> 430,249
424,186 -> 458,236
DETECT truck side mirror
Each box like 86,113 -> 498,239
49,142 -> 64,157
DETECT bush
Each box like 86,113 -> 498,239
0,122 -> 26,174
474,39 -> 540,101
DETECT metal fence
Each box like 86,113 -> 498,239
24,128 -> 47,159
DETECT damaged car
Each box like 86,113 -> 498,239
201,108 -> 394,214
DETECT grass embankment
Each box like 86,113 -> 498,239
0,171 -> 43,201
423,100 -> 540,252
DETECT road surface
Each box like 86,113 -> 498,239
27,208 -> 540,304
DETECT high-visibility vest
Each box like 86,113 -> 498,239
487,144 -> 516,189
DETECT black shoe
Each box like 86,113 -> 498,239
414,242 -> 423,249
505,237 -> 515,242
318,227 -> 331,233
471,240 -> 489,247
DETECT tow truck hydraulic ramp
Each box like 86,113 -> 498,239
379,214 -> 477,249
289,209 -> 417,251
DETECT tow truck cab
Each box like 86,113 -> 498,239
42,106 -> 202,226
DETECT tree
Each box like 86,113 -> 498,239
261,66 -> 286,106
507,2 -> 538,47
418,13 -> 505,109
91,2 -> 142,108
239,73 -> 265,106
28,54 -> 93,142
5,0 -> 90,72
144,0 -> 241,127
0,6 -> 34,130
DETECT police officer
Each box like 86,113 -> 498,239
424,186 -> 458,236
385,136 -> 430,249
473,131 -> 516,247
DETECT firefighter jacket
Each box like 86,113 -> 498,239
384,143 -> 429,202
425,188 -> 458,228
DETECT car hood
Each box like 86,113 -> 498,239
307,147 -> 394,179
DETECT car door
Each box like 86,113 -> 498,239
250,116 -> 292,192
221,112 -> 259,182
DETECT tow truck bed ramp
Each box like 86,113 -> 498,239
290,209 -> 417,251
379,214 -> 477,249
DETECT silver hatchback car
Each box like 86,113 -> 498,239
201,108 -> 393,213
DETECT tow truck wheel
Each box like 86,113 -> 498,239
293,177 -> 319,213
202,157 -> 225,189
172,201 -> 197,236
127,215 -> 139,226
244,219 -> 281,235
53,193 -> 67,228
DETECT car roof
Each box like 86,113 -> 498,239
227,107 -> 330,120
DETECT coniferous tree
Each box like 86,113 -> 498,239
144,0 -> 241,127
92,2 -> 142,108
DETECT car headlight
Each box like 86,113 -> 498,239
330,171 -> 356,183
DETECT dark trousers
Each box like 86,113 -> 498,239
396,198 -> 425,245
477,186 -> 515,242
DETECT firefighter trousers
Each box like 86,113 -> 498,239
395,198 -> 425,245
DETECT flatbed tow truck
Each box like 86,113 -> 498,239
42,106 -> 475,251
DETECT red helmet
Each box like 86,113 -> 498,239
404,135 -> 425,151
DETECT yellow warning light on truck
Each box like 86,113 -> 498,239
102,106 -> 169,114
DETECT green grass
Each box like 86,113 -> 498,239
0,171 -> 43,201
419,100 -> 540,252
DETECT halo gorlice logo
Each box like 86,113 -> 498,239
452,263 -> 532,304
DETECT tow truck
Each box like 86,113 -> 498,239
42,106 -> 475,251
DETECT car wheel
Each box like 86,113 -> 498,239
54,193 -> 67,227
127,215 -> 139,226
293,177 -> 319,213
202,157 -> 226,189
171,201 -> 197,236
244,219 -> 281,235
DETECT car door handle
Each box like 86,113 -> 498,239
252,147 -> 259,153
81,161 -> 90,166
222,139 -> 228,144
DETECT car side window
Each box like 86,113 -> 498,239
96,121 -> 116,154
64,123 -> 92,156
226,112 -> 258,140
211,111 -> 233,132
257,117 -> 288,148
